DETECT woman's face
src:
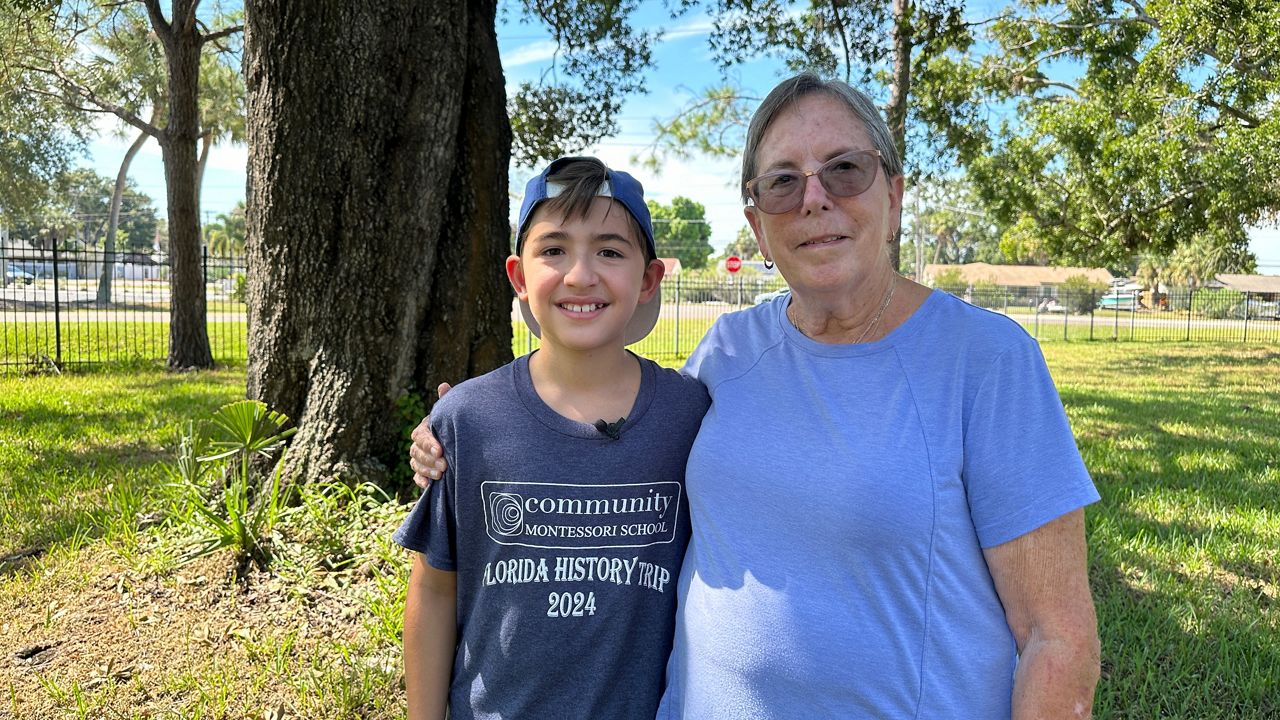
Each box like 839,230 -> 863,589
745,93 -> 903,299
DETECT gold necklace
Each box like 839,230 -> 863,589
789,274 -> 898,343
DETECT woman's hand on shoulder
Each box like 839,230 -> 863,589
409,383 -> 452,488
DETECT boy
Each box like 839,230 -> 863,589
395,157 -> 710,720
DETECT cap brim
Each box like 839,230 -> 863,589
519,290 -> 662,347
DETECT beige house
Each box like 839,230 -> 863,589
1214,273 -> 1280,296
923,263 -> 1114,289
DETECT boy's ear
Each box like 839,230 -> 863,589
638,258 -> 665,302
505,255 -> 528,300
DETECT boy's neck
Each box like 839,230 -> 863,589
527,344 -> 642,426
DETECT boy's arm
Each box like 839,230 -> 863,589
404,552 -> 457,720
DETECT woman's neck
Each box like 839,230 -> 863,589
783,271 -> 926,345
787,270 -> 900,344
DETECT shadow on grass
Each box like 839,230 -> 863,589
0,372 -> 244,556
1071,376 -> 1280,717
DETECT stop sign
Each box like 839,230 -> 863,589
725,255 -> 742,273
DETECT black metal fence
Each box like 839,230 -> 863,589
1,246 -> 246,372
2,249 -> 1277,373
956,285 -> 1280,344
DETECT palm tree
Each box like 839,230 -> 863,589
94,8 -> 165,306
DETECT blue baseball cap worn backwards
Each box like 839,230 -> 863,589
515,157 -> 662,345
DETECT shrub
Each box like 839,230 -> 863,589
171,400 -> 296,567
970,280 -> 1004,309
1192,287 -> 1245,319
1059,275 -> 1109,314
229,272 -> 247,302
931,268 -> 967,295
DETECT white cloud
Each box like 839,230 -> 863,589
502,40 -> 560,69
509,142 -> 747,253
203,142 -> 248,173
660,15 -> 716,42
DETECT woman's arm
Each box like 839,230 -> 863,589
983,509 -> 1100,720
403,553 -> 457,720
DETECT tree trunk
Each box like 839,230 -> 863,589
98,123 -> 152,306
887,0 -> 913,272
196,132 -> 210,206
162,1 -> 213,369
243,0 -> 512,486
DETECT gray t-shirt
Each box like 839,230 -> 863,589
395,352 -> 710,720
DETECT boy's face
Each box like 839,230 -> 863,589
507,196 -> 664,354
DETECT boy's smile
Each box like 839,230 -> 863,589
508,196 -> 663,355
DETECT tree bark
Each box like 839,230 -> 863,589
98,120 -> 153,306
158,0 -> 213,369
243,0 -> 512,486
887,0 -> 913,272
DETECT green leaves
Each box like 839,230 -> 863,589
961,0 -> 1279,268
647,196 -> 714,269
507,0 -> 660,166
200,399 -> 297,463
173,400 -> 296,567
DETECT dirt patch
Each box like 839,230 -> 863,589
0,546 -> 45,577
0,544 -> 400,719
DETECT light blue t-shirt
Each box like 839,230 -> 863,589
658,289 -> 1099,719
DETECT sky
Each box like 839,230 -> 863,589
77,2 -> 1280,272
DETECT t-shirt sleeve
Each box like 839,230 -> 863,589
962,336 -> 1100,548
681,315 -> 724,384
391,414 -> 459,570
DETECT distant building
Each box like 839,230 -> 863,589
660,258 -> 682,277
1214,273 -> 1280,297
923,263 -> 1114,290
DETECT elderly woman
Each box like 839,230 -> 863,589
410,72 -> 1100,718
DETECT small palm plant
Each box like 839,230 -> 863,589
173,400 -> 297,566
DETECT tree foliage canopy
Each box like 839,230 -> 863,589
7,167 -> 158,251
0,7 -> 90,220
956,0 -> 1279,267
721,224 -> 762,260
647,195 -> 714,269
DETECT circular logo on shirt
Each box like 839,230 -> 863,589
489,492 -> 524,536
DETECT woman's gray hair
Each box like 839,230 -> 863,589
741,72 -> 903,203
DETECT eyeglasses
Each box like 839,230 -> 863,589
745,150 -> 885,215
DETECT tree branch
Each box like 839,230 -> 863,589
1009,46 -> 1081,77
962,12 -> 1013,29
201,24 -> 243,46
1031,79 -> 1082,95
1118,0 -> 1159,30
174,0 -> 200,34
1202,98 -> 1261,128
1103,182 -> 1204,235
25,58 -> 164,141
1026,16 -> 1140,31
142,0 -> 171,48
828,0 -> 853,84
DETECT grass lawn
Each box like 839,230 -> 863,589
1043,343 -> 1280,717
1,342 -> 1278,718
